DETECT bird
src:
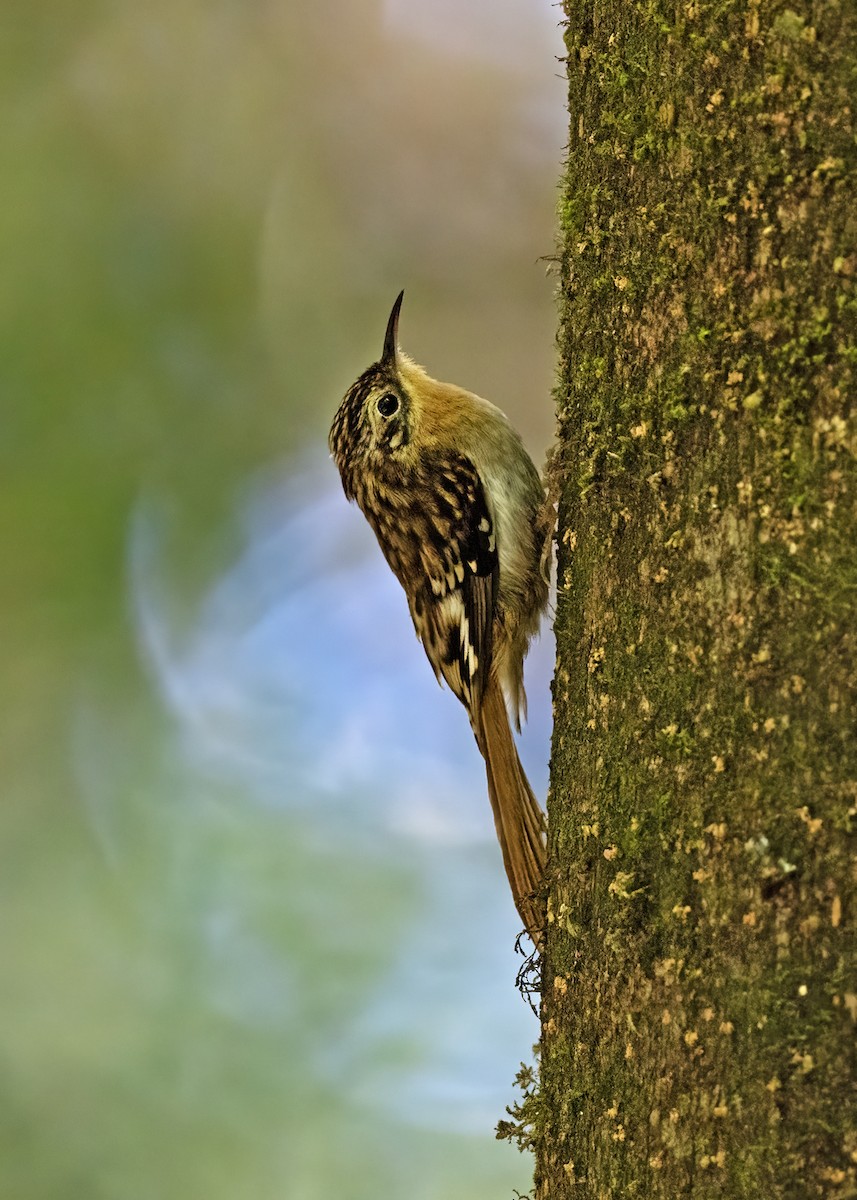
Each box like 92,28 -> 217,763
329,291 -> 550,947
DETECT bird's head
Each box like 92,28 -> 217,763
329,291 -> 416,494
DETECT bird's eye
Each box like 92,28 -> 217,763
377,393 -> 399,417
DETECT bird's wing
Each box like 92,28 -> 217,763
408,453 -> 499,714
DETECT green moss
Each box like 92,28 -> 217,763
538,0 -> 857,1196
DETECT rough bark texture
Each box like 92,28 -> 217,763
533,1 -> 856,1196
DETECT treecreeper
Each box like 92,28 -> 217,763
329,292 -> 550,947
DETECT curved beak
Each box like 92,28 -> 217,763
382,290 -> 404,368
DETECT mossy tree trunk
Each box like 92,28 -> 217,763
534,0 -> 856,1195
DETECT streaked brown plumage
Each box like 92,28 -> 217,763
329,292 -> 550,946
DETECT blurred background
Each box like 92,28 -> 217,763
1,2 -> 564,1196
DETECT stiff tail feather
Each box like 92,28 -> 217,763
476,673 -> 547,949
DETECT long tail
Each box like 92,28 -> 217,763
475,673 -> 547,949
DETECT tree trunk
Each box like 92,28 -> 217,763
533,0 -> 856,1195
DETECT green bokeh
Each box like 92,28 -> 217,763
1,4 -> 559,1195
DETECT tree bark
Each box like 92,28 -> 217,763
534,1 -> 856,1195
